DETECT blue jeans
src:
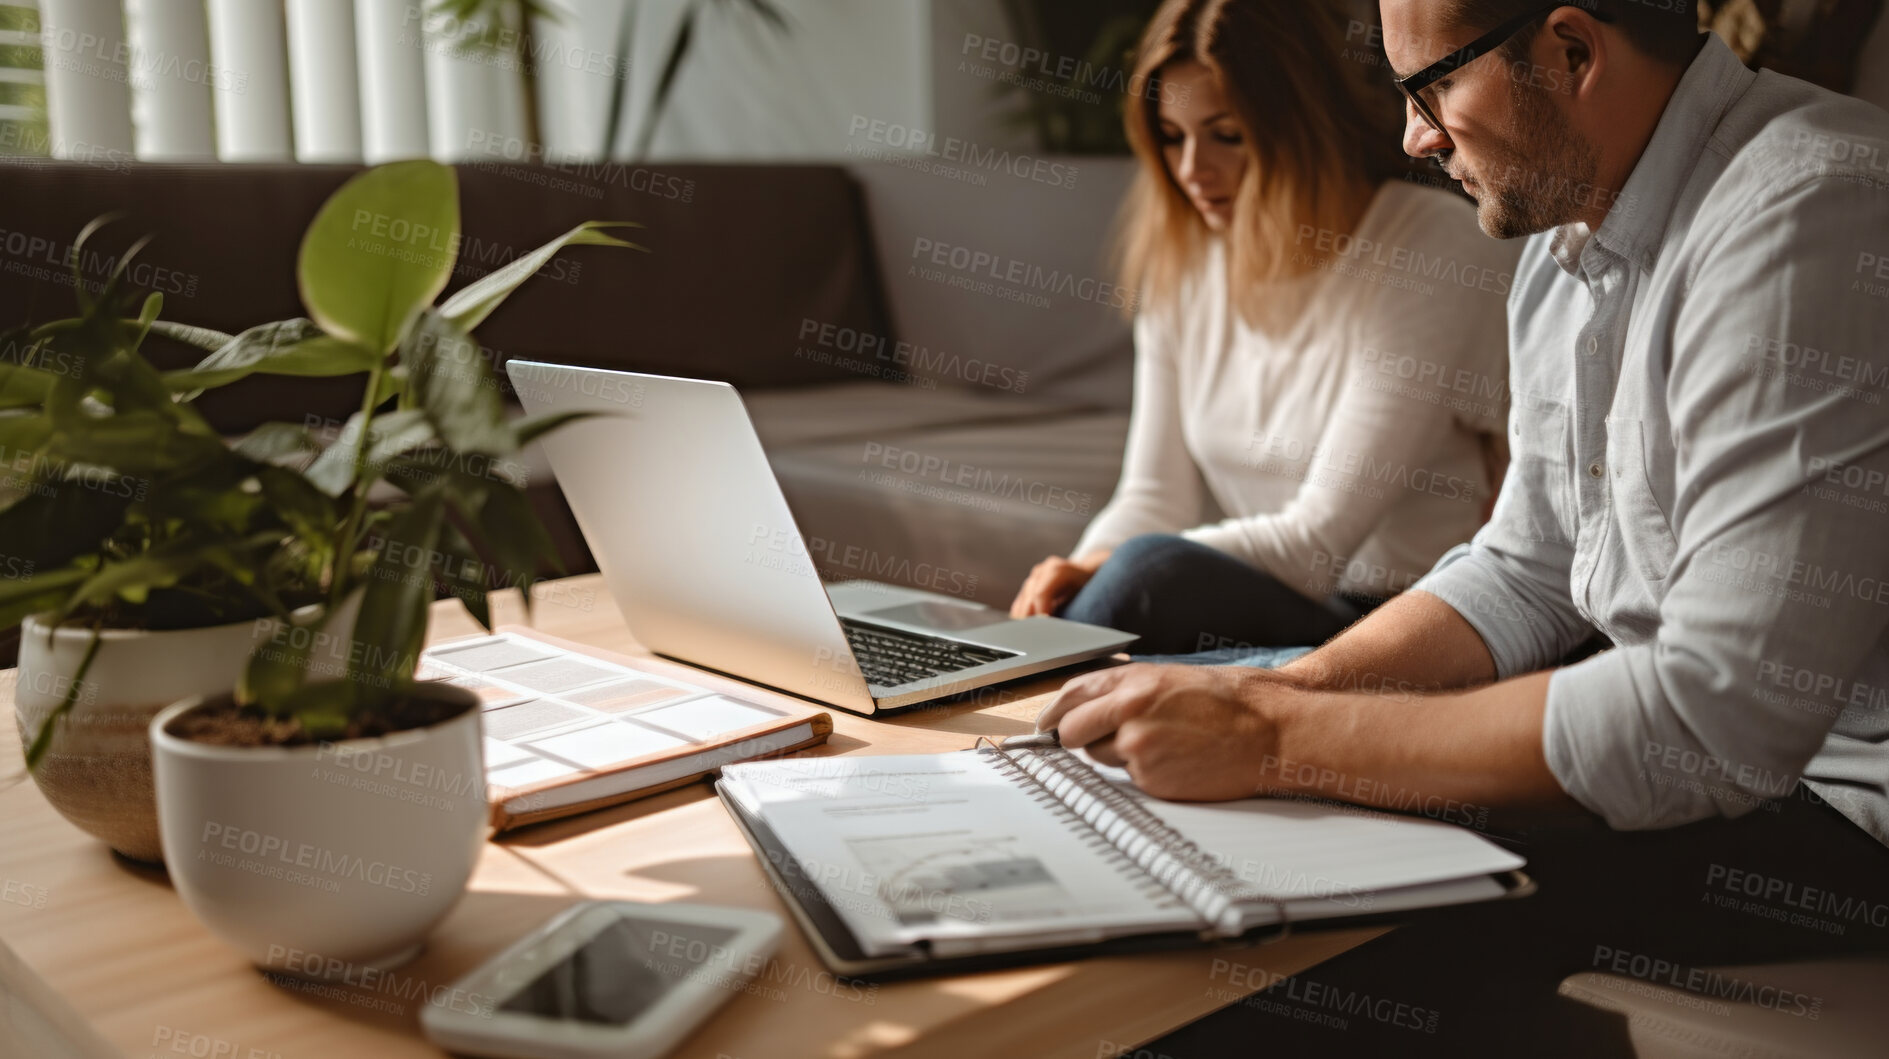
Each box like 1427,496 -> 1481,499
1059,534 -> 1377,658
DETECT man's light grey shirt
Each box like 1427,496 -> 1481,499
1416,34 -> 1889,843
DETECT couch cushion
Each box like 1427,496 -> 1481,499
0,161 -> 368,433
743,379 -> 1090,448
0,161 -> 892,433
847,157 -> 1138,410
459,162 -> 890,392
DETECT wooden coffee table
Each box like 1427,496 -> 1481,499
0,575 -> 1384,1058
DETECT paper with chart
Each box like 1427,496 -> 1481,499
720,753 -> 1198,955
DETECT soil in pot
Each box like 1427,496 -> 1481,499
163,690 -> 472,747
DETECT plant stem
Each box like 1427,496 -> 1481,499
328,356 -> 388,612
24,622 -> 102,772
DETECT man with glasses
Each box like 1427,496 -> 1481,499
1046,1 -> 1889,1051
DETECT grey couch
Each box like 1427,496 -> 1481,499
0,156 -> 1142,614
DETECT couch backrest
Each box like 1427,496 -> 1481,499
848,157 -> 1138,411
0,161 -> 892,433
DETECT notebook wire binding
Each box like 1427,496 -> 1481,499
973,738 -> 1293,942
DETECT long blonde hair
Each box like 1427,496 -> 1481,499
1119,0 -> 1407,324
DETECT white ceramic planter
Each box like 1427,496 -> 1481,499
150,683 -> 487,973
15,598 -> 359,863
15,613 -> 294,862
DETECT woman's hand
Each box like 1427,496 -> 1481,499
1010,551 -> 1110,618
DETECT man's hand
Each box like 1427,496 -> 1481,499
1009,552 -> 1108,618
1035,664 -> 1284,801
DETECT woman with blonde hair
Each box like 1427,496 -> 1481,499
1010,0 -> 1516,655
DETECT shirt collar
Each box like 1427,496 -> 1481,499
1552,33 -> 1755,277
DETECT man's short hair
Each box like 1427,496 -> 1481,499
1449,0 -> 1699,67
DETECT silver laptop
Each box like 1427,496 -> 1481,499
506,362 -> 1137,715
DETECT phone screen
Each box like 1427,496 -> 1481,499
498,916 -> 742,1025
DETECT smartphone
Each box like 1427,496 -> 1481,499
421,900 -> 784,1059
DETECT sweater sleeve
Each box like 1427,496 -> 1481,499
1073,309 -> 1209,558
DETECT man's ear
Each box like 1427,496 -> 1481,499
1541,7 -> 1606,101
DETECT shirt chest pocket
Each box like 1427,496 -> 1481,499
1605,416 -> 1679,582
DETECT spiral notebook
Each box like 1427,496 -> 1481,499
717,743 -> 1531,978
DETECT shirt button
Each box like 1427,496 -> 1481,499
1586,337 -> 1599,355
1589,462 -> 1605,478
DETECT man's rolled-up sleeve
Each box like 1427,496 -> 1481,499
1542,177 -> 1889,830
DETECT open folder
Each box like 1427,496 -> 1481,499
717,743 -> 1532,979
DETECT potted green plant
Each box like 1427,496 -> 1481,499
4,157 -> 634,942
0,222 -> 340,863
135,159 -> 632,971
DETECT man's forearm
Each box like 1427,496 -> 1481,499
1273,590 -> 1499,694
1259,671 -> 1575,810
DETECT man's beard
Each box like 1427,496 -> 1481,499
1469,79 -> 1601,239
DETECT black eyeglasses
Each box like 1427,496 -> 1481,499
1394,2 -> 1611,135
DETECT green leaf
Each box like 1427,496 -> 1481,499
453,480 -> 561,623
57,549 -> 205,621
433,524 -> 494,630
0,484 -> 134,575
241,611 -> 315,714
24,627 -> 101,771
164,321 -> 377,397
281,678 -> 359,739
298,161 -> 460,356
255,466 -> 338,551
0,565 -> 93,632
147,320 -> 236,353
437,221 -> 643,332
0,410 -> 52,459
129,293 -> 163,351
0,364 -> 56,410
304,408 -> 434,496
349,488 -> 445,705
41,409 -> 224,476
403,310 -> 511,455
232,422 -> 319,464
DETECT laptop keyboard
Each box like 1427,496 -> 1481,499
840,620 -> 1018,688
